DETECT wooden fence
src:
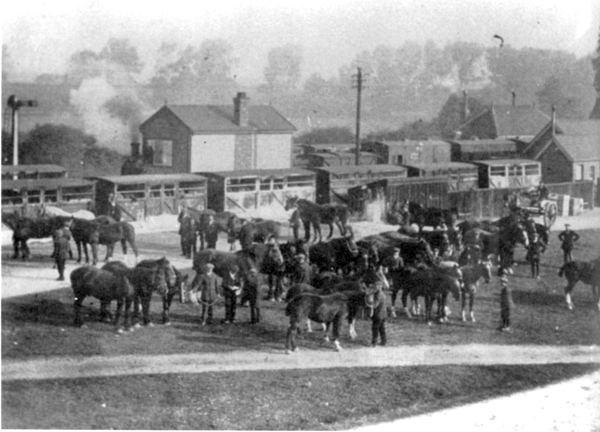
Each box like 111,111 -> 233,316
385,179 -> 595,221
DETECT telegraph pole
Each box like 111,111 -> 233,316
7,95 -> 38,167
352,67 -> 366,165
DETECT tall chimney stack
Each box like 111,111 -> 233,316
511,91 -> 516,107
461,90 -> 469,124
233,92 -> 249,127
551,105 -> 556,136
130,142 -> 140,159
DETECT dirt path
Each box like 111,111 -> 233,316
3,343 -> 599,381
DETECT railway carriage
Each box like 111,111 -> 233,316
473,159 -> 541,189
402,161 -> 478,191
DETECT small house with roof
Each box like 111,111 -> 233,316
139,92 -> 296,174
522,117 -> 600,184
360,140 -> 451,166
457,98 -> 551,141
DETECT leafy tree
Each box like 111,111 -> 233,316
591,24 -> 600,119
263,44 -> 303,105
150,39 -> 238,105
19,124 -> 124,177
293,127 -> 354,145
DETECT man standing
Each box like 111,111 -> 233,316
558,224 -> 580,264
498,269 -> 513,332
221,265 -> 243,324
244,268 -> 263,324
205,214 -> 219,250
108,193 -> 122,222
291,253 -> 312,286
53,220 -> 72,281
526,233 -> 546,279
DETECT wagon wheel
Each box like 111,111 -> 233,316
543,202 -> 558,228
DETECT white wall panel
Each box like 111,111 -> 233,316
191,135 -> 235,172
256,135 -> 292,169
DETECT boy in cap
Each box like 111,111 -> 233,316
291,253 -> 312,286
52,219 -> 72,281
525,233 -> 546,279
244,267 -> 263,324
221,264 -> 243,324
498,269 -> 513,332
558,224 -> 579,264
192,263 -> 221,325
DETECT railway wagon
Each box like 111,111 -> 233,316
2,164 -> 68,181
198,168 -> 316,214
473,159 -> 541,189
1,177 -> 96,216
314,164 -> 407,205
402,161 -> 478,191
91,174 -> 207,221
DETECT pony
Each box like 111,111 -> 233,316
309,234 -> 360,274
464,223 -> 528,272
389,266 -> 461,324
136,259 -> 188,325
459,261 -> 492,322
405,201 -> 459,232
9,215 -> 72,260
284,283 -> 382,353
238,219 -> 282,250
70,265 -> 135,332
284,195 -> 350,243
101,257 -> 173,327
358,232 -> 435,267
558,259 -> 600,311
70,218 -> 101,264
98,221 -> 139,263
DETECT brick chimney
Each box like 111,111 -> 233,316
130,142 -> 140,159
551,105 -> 556,136
233,92 -> 249,127
511,91 -> 516,106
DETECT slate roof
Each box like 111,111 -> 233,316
2,164 -> 67,175
144,104 -> 296,134
460,105 -> 551,138
555,119 -> 600,137
549,136 -> 600,162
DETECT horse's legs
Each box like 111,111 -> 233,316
331,316 -> 342,351
114,299 -> 124,331
99,300 -> 112,322
565,283 -> 576,310
425,295 -> 433,325
162,293 -> 175,325
285,321 -> 300,353
121,238 -> 128,255
469,293 -> 476,322
302,220 -> 311,243
390,288 -> 399,318
12,238 -> 19,259
401,289 -> 412,318
73,295 -> 85,327
141,294 -> 152,326
326,223 -> 334,240
461,291 -> 467,321
348,317 -> 358,339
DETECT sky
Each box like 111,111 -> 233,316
2,0 -> 599,85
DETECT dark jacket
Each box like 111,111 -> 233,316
222,272 -> 243,296
558,230 -> 580,250
292,261 -> 312,284
526,241 -> 546,262
196,272 -> 221,302
53,227 -> 71,260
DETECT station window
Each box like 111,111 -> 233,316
148,139 -> 173,167
227,177 -> 256,192
118,184 -> 145,200
260,177 -> 272,191
508,165 -> 523,176
490,166 -> 506,177
525,164 -> 540,176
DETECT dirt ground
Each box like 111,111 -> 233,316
2,208 -> 600,430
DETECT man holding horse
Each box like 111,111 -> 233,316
205,215 -> 219,249
291,253 -> 312,286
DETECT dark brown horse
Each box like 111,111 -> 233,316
185,208 -> 240,250
70,265 -> 135,332
559,259 -> 600,311
8,214 -> 72,259
238,219 -> 282,250
136,259 -> 186,325
284,283 -> 382,353
285,196 -> 350,243
101,257 -> 173,327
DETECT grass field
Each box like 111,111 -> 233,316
2,226 -> 599,429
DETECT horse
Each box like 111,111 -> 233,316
70,265 -> 135,332
70,218 -> 101,264
465,223 -> 528,271
187,209 -> 240,251
284,283 -> 382,353
284,196 -> 350,243
101,257 -> 173,327
309,235 -> 360,274
238,219 -> 282,250
406,201 -> 458,232
459,261 -> 493,322
98,221 -> 139,263
389,266 -> 461,324
258,241 -> 287,301
136,259 -> 187,325
358,232 -> 435,267
9,215 -> 72,260
558,259 -> 600,311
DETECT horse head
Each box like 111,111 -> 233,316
284,195 -> 299,211
479,260 -> 492,283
